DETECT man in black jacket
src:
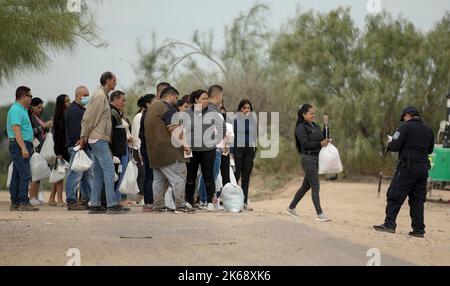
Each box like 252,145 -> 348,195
374,106 -> 435,238
65,86 -> 94,210
109,90 -> 131,204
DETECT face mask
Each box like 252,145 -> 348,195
80,97 -> 89,106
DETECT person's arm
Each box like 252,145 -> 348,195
80,94 -> 103,141
388,124 -> 408,152
428,129 -> 435,155
12,126 -> 30,159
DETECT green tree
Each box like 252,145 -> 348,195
0,0 -> 106,84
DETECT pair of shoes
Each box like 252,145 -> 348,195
67,202 -> 86,211
9,204 -> 19,211
207,203 -> 218,212
154,207 -> 175,213
175,206 -> 196,214
244,204 -> 254,211
316,213 -> 332,222
88,206 -> 107,214
373,224 -> 395,234
18,203 -> 39,212
29,198 -> 41,206
284,208 -> 300,218
106,205 -> 131,214
409,231 -> 425,238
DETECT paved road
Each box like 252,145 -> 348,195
0,204 -> 411,266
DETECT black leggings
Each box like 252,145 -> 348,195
234,147 -> 255,204
185,149 -> 216,205
289,154 -> 323,215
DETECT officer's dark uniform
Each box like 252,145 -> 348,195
375,107 -> 435,237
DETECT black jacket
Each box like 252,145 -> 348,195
65,102 -> 85,148
110,106 -> 128,157
295,121 -> 328,156
388,117 -> 434,164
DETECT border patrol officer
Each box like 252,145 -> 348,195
374,106 -> 434,238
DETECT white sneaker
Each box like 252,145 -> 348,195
198,201 -> 207,210
29,198 -> 41,206
186,202 -> 193,209
284,208 -> 300,218
316,213 -> 332,222
206,203 -> 217,212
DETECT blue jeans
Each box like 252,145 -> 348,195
198,150 -> 222,203
114,149 -> 130,202
89,140 -> 118,208
65,147 -> 94,204
9,140 -> 33,205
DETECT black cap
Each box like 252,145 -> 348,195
400,106 -> 419,122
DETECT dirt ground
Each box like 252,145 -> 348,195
0,177 -> 449,266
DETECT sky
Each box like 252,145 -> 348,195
0,0 -> 448,104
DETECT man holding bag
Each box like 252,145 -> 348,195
6,86 -> 39,211
78,72 -> 130,215
65,86 -> 94,211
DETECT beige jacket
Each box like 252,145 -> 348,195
80,86 -> 112,142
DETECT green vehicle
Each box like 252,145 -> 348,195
429,147 -> 450,190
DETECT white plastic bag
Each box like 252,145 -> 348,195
164,187 -> 176,210
31,153 -> 51,182
318,143 -> 343,175
221,165 -> 244,212
40,133 -> 57,165
119,160 -> 139,195
49,168 -> 66,183
49,160 -> 67,183
6,163 -> 13,189
71,150 -> 93,172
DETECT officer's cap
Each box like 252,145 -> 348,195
400,106 -> 419,122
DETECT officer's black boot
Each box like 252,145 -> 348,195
373,224 -> 395,234
408,231 -> 424,238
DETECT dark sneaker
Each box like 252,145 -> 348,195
18,203 -> 39,212
142,204 -> 154,213
409,231 -> 425,238
373,224 -> 395,234
67,202 -> 87,211
175,206 -> 196,214
154,207 -> 175,213
106,205 -> 130,214
9,204 -> 19,211
88,206 -> 107,214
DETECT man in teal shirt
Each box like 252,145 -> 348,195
7,86 -> 39,211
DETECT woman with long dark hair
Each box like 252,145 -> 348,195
138,94 -> 157,212
49,94 -> 71,206
233,99 -> 257,211
28,97 -> 53,206
285,104 -> 332,222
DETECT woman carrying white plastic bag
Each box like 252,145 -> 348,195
119,160 -> 140,196
319,143 -> 343,175
285,104 -> 332,222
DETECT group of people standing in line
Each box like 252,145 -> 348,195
6,72 -> 257,214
